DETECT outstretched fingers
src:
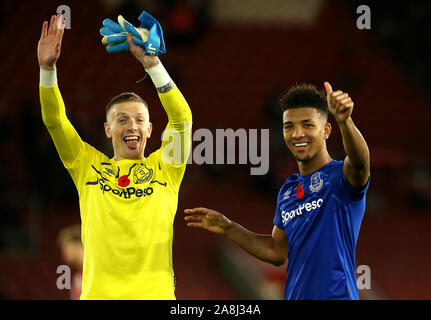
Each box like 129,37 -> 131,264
40,21 -> 48,39
184,217 -> 203,228
184,207 -> 209,215
57,16 -> 65,34
54,14 -> 65,43
184,210 -> 205,228
47,14 -> 65,38
184,215 -> 201,222
48,15 -> 56,35
184,207 -> 209,227
185,222 -> 204,228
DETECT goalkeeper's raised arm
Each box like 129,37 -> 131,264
38,14 -> 84,169
124,32 -> 192,166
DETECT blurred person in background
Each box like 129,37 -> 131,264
185,83 -> 370,300
38,13 -> 192,299
57,224 -> 83,300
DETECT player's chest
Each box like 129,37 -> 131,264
84,161 -> 166,199
279,172 -> 329,231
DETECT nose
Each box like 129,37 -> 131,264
292,126 -> 305,139
128,119 -> 138,131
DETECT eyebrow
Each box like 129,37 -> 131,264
283,119 -> 314,125
115,112 -> 145,118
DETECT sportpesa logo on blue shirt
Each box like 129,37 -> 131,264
281,199 -> 323,226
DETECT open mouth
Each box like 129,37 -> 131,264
293,142 -> 309,151
123,136 -> 140,149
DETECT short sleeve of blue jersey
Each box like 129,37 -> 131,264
273,186 -> 285,230
336,163 -> 370,202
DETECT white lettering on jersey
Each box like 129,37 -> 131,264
281,199 -> 323,226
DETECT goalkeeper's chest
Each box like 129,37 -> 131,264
83,161 -> 167,201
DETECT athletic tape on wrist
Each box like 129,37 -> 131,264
144,62 -> 171,88
40,68 -> 58,87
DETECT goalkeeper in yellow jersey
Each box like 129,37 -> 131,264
37,13 -> 192,299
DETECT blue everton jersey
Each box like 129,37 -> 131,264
273,160 -> 369,300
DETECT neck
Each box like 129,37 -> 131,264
297,151 -> 333,175
114,153 -> 145,161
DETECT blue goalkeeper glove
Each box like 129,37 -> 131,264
100,19 -> 145,53
100,11 -> 166,55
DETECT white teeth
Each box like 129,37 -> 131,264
124,136 -> 139,141
295,143 -> 308,147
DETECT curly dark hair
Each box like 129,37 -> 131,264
279,84 -> 328,119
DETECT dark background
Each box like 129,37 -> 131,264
0,0 -> 430,299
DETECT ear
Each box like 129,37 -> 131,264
324,122 -> 332,140
104,122 -> 112,139
146,122 -> 153,139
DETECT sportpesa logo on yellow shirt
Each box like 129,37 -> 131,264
85,162 -> 166,200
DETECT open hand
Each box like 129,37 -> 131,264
38,14 -> 65,71
184,207 -> 232,235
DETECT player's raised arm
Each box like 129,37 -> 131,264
184,207 -> 288,266
126,32 -> 192,166
38,14 -> 85,169
324,82 -> 370,189
125,32 -> 174,95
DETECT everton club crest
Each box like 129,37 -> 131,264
309,172 -> 323,193
133,164 -> 153,184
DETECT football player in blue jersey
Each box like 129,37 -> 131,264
185,82 -> 370,300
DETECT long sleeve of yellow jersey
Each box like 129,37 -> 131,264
158,85 -> 193,166
39,83 -> 85,170
39,82 -> 192,182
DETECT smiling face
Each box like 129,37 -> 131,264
283,107 -> 331,164
104,101 -> 152,161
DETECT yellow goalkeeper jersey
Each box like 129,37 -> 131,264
40,83 -> 192,299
